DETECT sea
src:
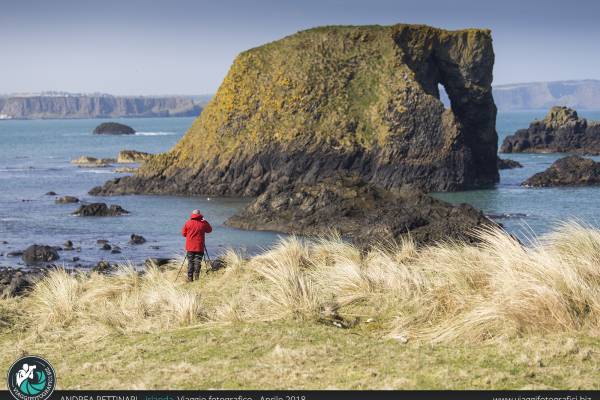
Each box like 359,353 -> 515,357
1,111 -> 600,268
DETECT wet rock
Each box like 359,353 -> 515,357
129,234 -> 146,245
0,267 -> 44,298
72,203 -> 129,216
21,244 -> 60,265
63,240 -> 74,250
93,122 -> 135,135
100,243 -> 112,251
92,261 -> 114,274
55,195 -> 79,204
497,157 -> 523,169
6,251 -> 23,257
117,150 -> 152,163
97,239 -> 109,245
45,191 -> 57,196
522,155 -> 600,187
72,256 -> 80,262
501,106 -> 600,154
226,176 -> 496,246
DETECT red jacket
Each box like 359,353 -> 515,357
182,213 -> 212,252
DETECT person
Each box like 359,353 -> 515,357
181,209 -> 212,282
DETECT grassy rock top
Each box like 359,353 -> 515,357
160,24 -> 493,167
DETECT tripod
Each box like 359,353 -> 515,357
174,254 -> 188,282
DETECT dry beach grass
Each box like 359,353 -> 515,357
0,222 -> 599,388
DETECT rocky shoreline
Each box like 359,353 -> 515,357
226,176 -> 496,246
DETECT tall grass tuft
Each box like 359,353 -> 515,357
6,222 -> 600,342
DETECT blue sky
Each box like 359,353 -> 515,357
2,0 -> 599,95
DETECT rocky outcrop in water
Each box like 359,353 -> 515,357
91,23 -> 498,197
117,150 -> 152,163
500,107 -> 600,154
93,122 -> 135,135
22,245 -> 60,265
0,93 -> 202,119
522,156 -> 600,187
226,176 -> 495,246
72,203 -> 130,216
129,234 -> 146,245
497,157 -> 523,169
55,196 -> 79,204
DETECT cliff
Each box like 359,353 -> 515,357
0,94 -> 202,119
92,23 -> 498,197
500,106 -> 600,154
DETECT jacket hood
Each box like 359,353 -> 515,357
190,213 -> 203,220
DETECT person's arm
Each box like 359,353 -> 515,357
203,220 -> 212,233
182,221 -> 188,237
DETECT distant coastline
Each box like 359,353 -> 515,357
441,79 -> 600,111
0,92 -> 212,119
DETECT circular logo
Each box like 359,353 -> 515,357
7,356 -> 55,400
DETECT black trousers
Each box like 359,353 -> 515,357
187,251 -> 204,280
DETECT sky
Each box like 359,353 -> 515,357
2,0 -> 599,95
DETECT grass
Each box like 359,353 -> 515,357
1,222 -> 599,389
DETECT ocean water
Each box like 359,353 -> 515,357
434,110 -> 600,238
1,112 -> 600,268
0,117 -> 280,268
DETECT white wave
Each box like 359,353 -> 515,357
135,131 -> 176,136
78,169 -> 114,174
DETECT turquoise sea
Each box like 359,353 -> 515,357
1,111 -> 600,267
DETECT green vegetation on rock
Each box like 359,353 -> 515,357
93,23 -> 498,196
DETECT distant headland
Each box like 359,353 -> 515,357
0,92 -> 211,119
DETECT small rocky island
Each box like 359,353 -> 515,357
93,122 -> 136,135
522,155 -> 600,187
501,106 -> 600,154
497,157 -> 523,169
226,176 -> 495,246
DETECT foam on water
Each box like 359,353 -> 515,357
135,131 -> 176,136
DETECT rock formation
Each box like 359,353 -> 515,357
500,107 -> 600,154
93,122 -> 135,135
72,203 -> 130,216
21,245 -> 60,265
0,267 -> 44,298
497,157 -> 523,169
522,155 -> 600,187
226,176 -> 495,246
91,23 -> 498,197
117,150 -> 152,163
55,195 -> 79,204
